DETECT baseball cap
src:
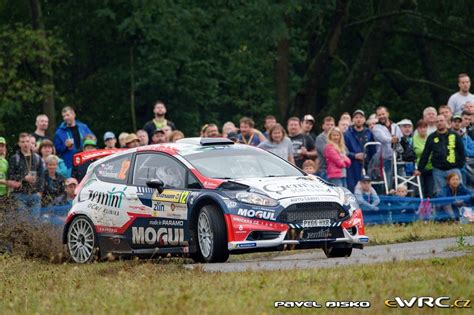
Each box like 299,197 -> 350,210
360,175 -> 371,182
153,128 -> 165,135
103,131 -> 115,141
125,133 -> 139,144
303,114 -> 315,122
452,115 -> 462,121
83,139 -> 97,148
353,109 -> 365,117
65,178 -> 78,186
0,137 -> 6,145
397,119 -> 413,126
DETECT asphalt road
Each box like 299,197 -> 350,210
185,236 -> 473,273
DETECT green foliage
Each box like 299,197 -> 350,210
0,23 -> 67,134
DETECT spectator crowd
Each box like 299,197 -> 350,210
1,74 -> 474,222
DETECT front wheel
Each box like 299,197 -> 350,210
323,246 -> 352,258
192,205 -> 229,263
67,216 -> 98,263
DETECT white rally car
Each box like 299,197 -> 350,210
64,138 -> 368,263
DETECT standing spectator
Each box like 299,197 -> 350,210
413,120 -> 434,197
367,116 -> 378,130
72,139 -> 97,182
38,140 -> 68,178
29,134 -> 37,153
315,116 -> 335,179
438,105 -> 453,125
324,127 -> 351,187
302,159 -> 318,175
340,112 -> 352,123
0,137 -> 8,200
118,132 -> 129,148
451,114 -> 474,187
287,117 -> 317,168
258,124 -> 295,163
162,125 -> 173,140
32,114 -> 50,151
397,119 -> 416,175
54,106 -> 95,177
7,133 -> 44,217
103,132 -> 117,149
222,121 -> 237,138
170,130 -> 185,142
202,124 -> 219,137
301,115 -> 317,141
437,173 -> 474,220
151,129 -> 167,144
372,106 -> 402,190
143,101 -> 176,141
422,107 -> 438,135
461,110 -> 472,135
136,129 -> 149,146
465,101 -> 474,114
42,155 -> 65,206
53,177 -> 78,206
414,115 -> 465,195
447,73 -> 474,115
125,133 -> 140,148
450,115 -> 463,136
463,105 -> 474,140
238,117 -> 262,146
354,176 -> 380,211
338,119 -> 350,133
344,110 -> 375,192
263,115 -> 277,139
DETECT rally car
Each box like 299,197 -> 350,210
64,138 -> 368,263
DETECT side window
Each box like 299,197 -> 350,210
95,154 -> 132,184
132,153 -> 187,189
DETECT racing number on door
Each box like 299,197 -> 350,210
179,191 -> 190,204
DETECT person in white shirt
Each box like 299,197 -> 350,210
447,73 -> 474,115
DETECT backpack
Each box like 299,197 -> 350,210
399,137 -> 416,162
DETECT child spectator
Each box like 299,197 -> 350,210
324,127 -> 351,187
437,173 -> 474,220
354,176 -> 380,211
302,159 -> 318,175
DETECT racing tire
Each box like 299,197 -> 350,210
192,205 -> 229,263
323,247 -> 352,258
67,215 -> 98,263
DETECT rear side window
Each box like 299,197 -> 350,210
95,154 -> 132,184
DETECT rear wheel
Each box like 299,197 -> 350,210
67,216 -> 98,263
323,246 -> 352,258
192,205 -> 229,263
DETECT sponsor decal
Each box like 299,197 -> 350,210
359,237 -> 369,243
237,242 -> 256,248
137,186 -> 154,195
152,190 -> 190,204
149,219 -> 184,227
263,183 -> 326,195
80,186 -> 127,208
237,208 -> 276,221
225,201 -> 238,209
301,228 -> 331,240
132,227 -> 185,246
151,201 -> 187,219
384,297 -> 470,309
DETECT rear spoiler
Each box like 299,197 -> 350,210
73,149 -> 126,166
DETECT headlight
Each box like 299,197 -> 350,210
335,187 -> 359,216
235,192 -> 279,207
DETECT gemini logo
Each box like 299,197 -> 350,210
85,187 -> 127,208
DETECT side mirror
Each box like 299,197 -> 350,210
146,179 -> 165,194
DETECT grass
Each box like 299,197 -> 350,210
0,253 -> 472,314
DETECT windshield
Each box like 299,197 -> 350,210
183,146 -> 304,179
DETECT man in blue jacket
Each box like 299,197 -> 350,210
344,110 -> 375,192
54,106 -> 95,177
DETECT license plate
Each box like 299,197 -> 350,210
302,219 -> 331,228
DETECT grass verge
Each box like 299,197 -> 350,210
0,253 -> 472,314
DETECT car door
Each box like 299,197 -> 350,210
81,153 -> 133,231
128,152 -> 193,249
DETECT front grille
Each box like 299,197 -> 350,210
279,202 -> 346,223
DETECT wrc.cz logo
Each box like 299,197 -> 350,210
384,297 -> 471,308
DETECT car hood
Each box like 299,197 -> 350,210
232,176 -> 341,200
